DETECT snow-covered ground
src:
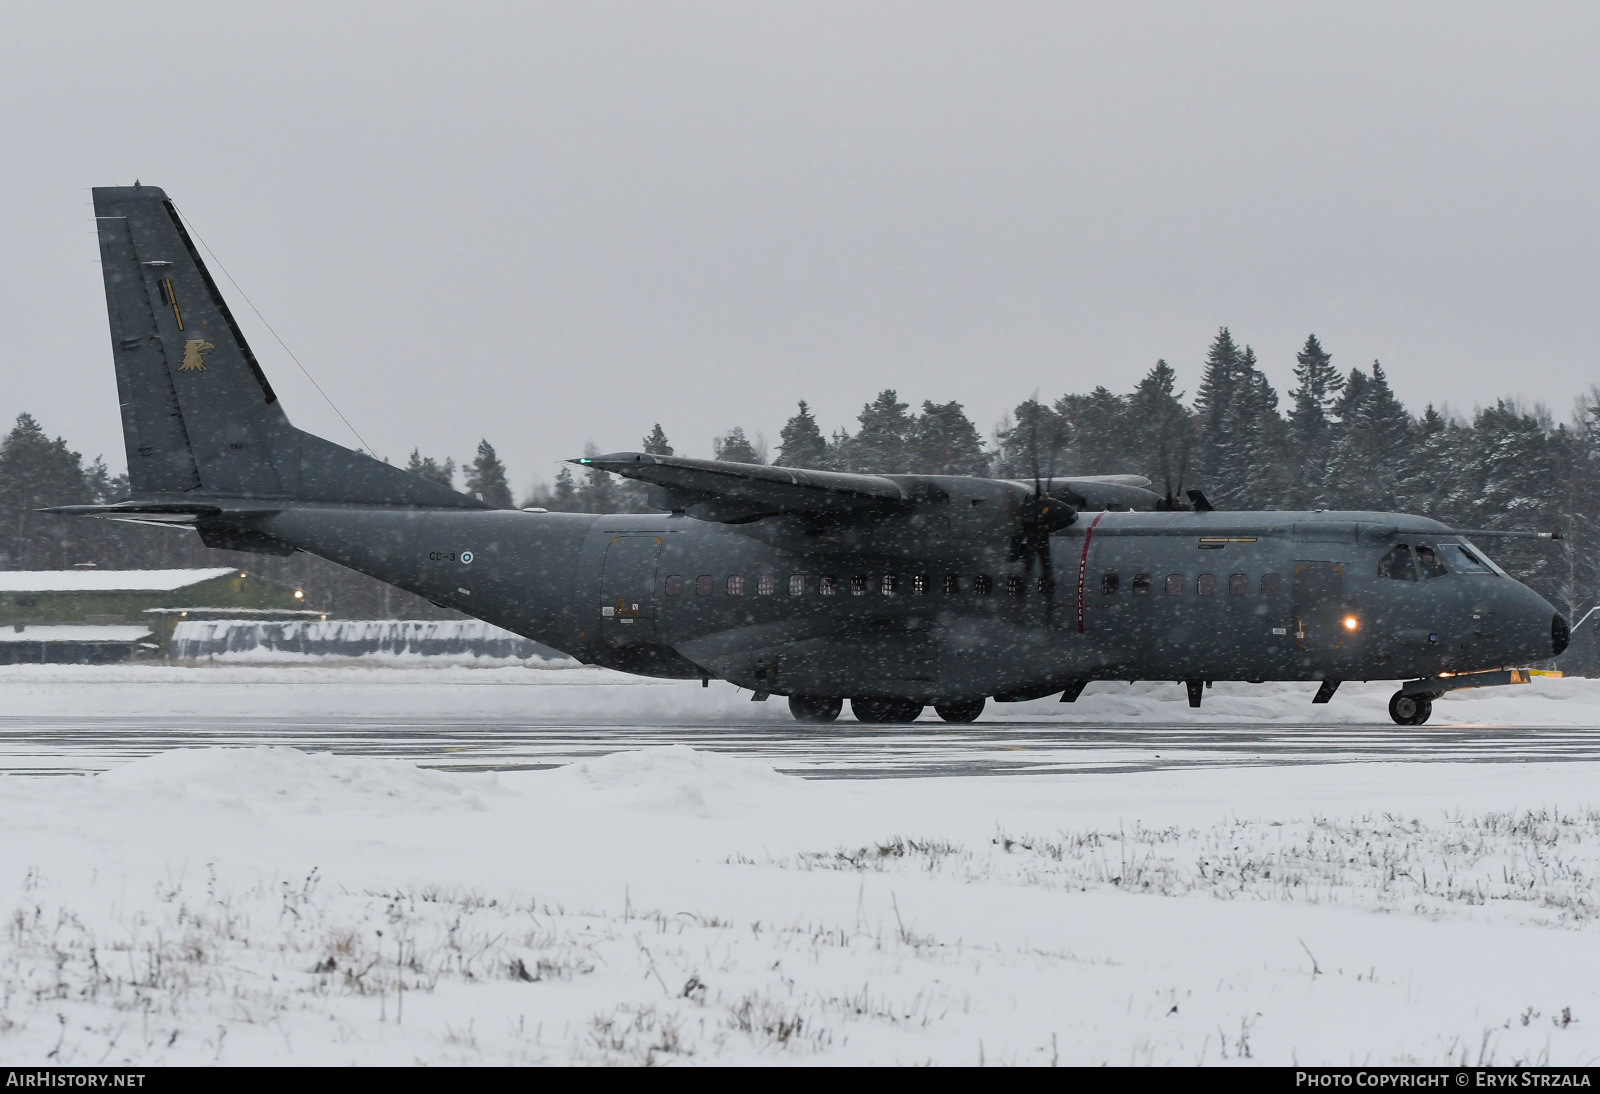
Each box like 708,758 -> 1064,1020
1,664 -> 1598,1065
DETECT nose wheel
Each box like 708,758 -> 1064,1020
1388,691 -> 1434,726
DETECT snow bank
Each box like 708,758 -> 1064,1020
548,744 -> 804,818
95,746 -> 501,815
170,618 -> 571,663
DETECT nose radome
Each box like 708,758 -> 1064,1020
1553,614 -> 1571,657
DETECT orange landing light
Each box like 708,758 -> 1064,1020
1343,616 -> 1360,631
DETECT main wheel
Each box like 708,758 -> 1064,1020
1388,691 -> 1434,726
851,698 -> 926,723
788,695 -> 843,723
934,698 -> 986,723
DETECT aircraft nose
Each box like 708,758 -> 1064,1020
1505,583 -> 1564,662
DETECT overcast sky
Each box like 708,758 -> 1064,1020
3,2 -> 1597,493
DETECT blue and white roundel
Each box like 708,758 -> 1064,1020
460,551 -> 474,564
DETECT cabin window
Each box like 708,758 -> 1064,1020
1164,574 -> 1183,596
1416,545 -> 1448,579
789,574 -> 807,596
974,574 -> 993,595
881,574 -> 900,595
1228,573 -> 1247,596
758,574 -> 778,596
912,574 -> 930,595
1038,575 -> 1055,596
819,574 -> 838,596
665,575 -> 684,597
1132,573 -> 1152,595
1005,574 -> 1023,596
1377,545 -> 1417,581
726,575 -> 745,596
1101,573 -> 1119,595
1196,573 -> 1216,596
694,575 -> 713,597
1440,543 -> 1494,574
943,574 -> 961,594
1261,573 -> 1280,595
850,575 -> 868,596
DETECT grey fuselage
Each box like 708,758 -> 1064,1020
71,181 -> 1563,704
254,498 -> 1561,703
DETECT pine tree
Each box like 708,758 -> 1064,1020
551,466 -> 581,511
1287,334 -> 1344,507
0,414 -> 95,569
577,441 -> 619,511
1333,367 -> 1371,423
1127,360 -> 1192,502
840,390 -> 914,473
908,401 -> 987,475
713,427 -> 763,464
1325,361 -> 1414,512
406,449 -> 456,488
1191,327 -> 1244,492
1193,340 -> 1287,509
642,424 -> 674,456
1054,387 -> 1129,476
463,439 -> 513,507
995,398 -> 1067,481
774,401 -> 829,468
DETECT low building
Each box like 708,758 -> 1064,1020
0,624 -> 157,665
0,568 -> 316,660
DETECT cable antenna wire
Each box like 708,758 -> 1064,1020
170,203 -> 376,457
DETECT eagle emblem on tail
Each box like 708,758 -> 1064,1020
179,339 -> 215,372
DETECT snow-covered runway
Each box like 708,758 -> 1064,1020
6,715 -> 1600,779
1,664 -> 1598,1066
3,663 -> 1600,778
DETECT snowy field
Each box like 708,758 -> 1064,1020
0,663 -> 1598,1065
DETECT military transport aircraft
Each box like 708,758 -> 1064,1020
52,184 -> 1570,726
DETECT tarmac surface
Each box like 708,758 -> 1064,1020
1,714 -> 1597,778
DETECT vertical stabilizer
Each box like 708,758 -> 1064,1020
91,185 -> 486,509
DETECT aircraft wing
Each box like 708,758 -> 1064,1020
576,453 -> 906,522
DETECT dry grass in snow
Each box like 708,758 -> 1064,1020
1,744 -> 1598,1064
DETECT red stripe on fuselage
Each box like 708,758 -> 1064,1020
1077,511 -> 1106,634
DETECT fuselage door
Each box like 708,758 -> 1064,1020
1292,561 -> 1345,649
600,535 -> 662,649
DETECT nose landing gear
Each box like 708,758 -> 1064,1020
1388,690 -> 1434,725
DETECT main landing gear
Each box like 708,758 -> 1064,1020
787,695 -> 989,724
932,698 -> 986,723
850,698 -> 926,723
788,695 -> 843,723
1388,690 -> 1434,726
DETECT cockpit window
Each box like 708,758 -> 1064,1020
1377,544 -> 1417,581
1440,542 -> 1495,574
1415,544 -> 1449,579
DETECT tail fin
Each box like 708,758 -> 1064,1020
92,184 -> 484,509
